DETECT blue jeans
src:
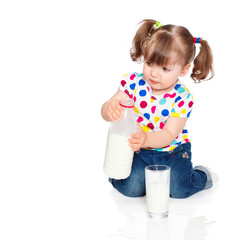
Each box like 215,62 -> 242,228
109,142 -> 212,199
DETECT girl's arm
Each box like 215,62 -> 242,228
128,116 -> 187,151
101,90 -> 128,122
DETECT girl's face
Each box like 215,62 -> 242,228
143,60 -> 190,95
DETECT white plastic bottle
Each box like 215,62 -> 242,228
103,98 -> 136,179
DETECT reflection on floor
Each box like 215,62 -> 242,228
108,183 -> 219,240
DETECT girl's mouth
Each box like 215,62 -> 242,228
150,79 -> 159,85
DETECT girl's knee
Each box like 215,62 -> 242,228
110,178 -> 145,197
119,181 -> 145,197
123,187 -> 145,197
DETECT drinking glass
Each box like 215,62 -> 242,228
145,165 -> 170,218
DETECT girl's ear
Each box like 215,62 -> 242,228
180,64 -> 191,77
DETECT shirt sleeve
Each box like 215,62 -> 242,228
171,89 -> 194,118
119,72 -> 138,99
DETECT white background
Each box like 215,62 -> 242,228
0,0 -> 247,239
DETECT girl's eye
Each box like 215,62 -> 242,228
146,62 -> 152,66
162,67 -> 170,71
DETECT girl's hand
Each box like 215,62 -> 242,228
128,124 -> 148,152
107,99 -> 124,121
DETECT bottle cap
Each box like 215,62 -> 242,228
120,98 -> 134,108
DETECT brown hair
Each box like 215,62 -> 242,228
130,19 -> 214,82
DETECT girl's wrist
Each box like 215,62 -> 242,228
142,132 -> 149,148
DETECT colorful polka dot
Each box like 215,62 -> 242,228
161,109 -> 169,117
142,125 -> 150,132
188,101 -> 193,108
164,92 -> 176,98
183,135 -> 188,140
151,96 -> 157,103
172,112 -> 180,117
171,140 -> 178,145
174,84 -> 181,90
137,116 -> 143,122
147,123 -> 154,130
178,100 -> 185,108
185,87 -> 190,92
187,111 -> 192,117
159,99 -> 166,105
139,90 -> 147,97
130,83 -> 136,90
130,74 -> 136,80
178,87 -> 185,93
124,89 -> 129,96
160,122 -> 165,129
134,107 -> 139,114
181,109 -> 186,114
151,96 -> 157,100
144,113 -> 150,120
175,96 -> 181,103
121,80 -> 126,87
154,116 -> 160,123
151,106 -> 156,114
139,79 -> 145,85
169,146 -> 176,151
140,101 -> 147,108
155,148 -> 163,151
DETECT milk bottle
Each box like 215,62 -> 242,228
103,98 -> 136,179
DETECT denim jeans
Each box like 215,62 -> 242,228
109,142 -> 212,199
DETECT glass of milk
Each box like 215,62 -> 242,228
145,165 -> 170,218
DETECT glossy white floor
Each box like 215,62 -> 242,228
99,182 -> 220,240
88,170 -> 248,240
1,155 -> 247,240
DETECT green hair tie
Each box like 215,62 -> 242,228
156,21 -> 163,28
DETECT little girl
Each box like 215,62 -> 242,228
101,19 -> 216,198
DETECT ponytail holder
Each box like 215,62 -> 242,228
193,37 -> 201,43
156,21 -> 163,28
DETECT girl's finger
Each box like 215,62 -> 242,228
130,133 -> 139,139
111,106 -> 123,119
130,144 -> 141,151
115,105 -> 124,118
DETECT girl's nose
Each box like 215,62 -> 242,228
151,66 -> 158,77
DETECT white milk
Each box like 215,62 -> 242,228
146,182 -> 170,214
104,133 -> 134,179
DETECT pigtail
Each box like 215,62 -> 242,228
130,19 -> 157,62
191,39 -> 214,82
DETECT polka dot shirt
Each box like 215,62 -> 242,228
119,72 -> 194,152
